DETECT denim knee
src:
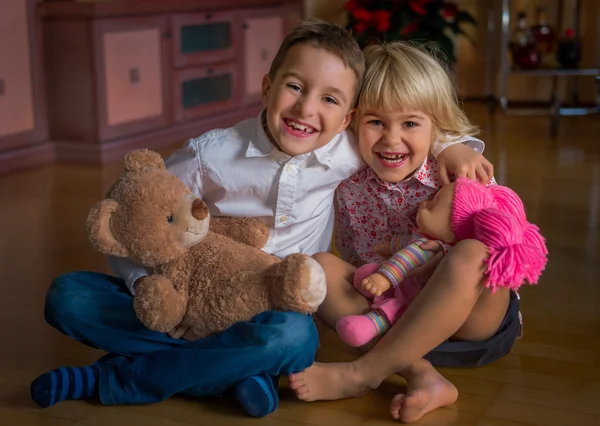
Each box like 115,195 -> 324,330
44,272 -> 98,331
268,312 -> 318,360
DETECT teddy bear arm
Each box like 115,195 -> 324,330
133,274 -> 188,333
209,217 -> 270,248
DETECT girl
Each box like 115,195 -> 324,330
288,42 -> 524,423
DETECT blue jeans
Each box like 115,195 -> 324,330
44,271 -> 318,405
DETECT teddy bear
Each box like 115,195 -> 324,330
86,149 -> 327,341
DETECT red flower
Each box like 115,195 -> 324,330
352,7 -> 371,21
353,21 -> 368,34
441,2 -> 459,18
409,0 -> 430,15
401,21 -> 419,36
372,10 -> 391,33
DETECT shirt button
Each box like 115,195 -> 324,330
285,164 -> 294,172
279,216 -> 287,223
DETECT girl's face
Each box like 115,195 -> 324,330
357,107 -> 434,183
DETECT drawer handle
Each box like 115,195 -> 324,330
0,78 -> 4,96
205,13 -> 212,20
207,68 -> 214,75
261,48 -> 269,61
129,67 -> 140,84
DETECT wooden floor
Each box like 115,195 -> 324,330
1,103 -> 599,425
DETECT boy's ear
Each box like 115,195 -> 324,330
261,74 -> 272,107
337,108 -> 356,133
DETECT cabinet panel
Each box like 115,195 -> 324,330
103,28 -> 164,126
283,4 -> 303,35
94,17 -> 169,141
243,15 -> 284,102
0,0 -> 35,138
242,10 -> 284,104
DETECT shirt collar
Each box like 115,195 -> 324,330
357,155 -> 440,190
244,109 -> 334,168
245,110 -> 277,158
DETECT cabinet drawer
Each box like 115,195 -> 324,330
172,12 -> 241,68
174,63 -> 239,122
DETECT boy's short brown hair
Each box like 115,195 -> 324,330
268,19 -> 365,105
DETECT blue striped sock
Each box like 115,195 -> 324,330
234,374 -> 279,418
30,364 -> 99,408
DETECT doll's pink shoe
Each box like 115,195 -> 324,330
336,298 -> 406,347
336,313 -> 383,347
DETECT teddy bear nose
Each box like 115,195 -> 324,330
191,199 -> 208,220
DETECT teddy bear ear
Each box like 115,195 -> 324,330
86,199 -> 129,258
124,149 -> 166,172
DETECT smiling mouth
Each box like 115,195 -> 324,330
376,152 -> 407,163
185,229 -> 201,235
283,118 -> 317,135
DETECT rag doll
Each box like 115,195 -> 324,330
336,177 -> 548,347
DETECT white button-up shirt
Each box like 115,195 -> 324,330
109,112 -> 485,294
110,112 -> 363,293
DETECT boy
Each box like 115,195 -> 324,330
31,20 -> 487,418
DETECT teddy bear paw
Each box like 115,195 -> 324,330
133,275 -> 186,333
300,257 -> 327,310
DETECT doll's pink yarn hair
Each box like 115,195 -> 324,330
451,178 -> 548,292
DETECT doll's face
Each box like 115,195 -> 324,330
416,183 -> 456,244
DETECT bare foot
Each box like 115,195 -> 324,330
288,362 -> 372,401
390,365 -> 458,423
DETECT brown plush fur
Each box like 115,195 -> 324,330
87,149 -> 326,341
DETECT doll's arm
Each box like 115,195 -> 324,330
389,233 -> 414,253
209,217 -> 270,248
378,239 -> 438,287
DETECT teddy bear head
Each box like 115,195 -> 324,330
86,149 -> 210,267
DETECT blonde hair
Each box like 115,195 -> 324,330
357,41 -> 478,141
269,19 -> 365,105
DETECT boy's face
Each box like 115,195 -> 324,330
261,44 -> 356,156
357,107 -> 434,183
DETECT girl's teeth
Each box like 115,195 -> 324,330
378,153 -> 406,162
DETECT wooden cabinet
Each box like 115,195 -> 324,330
0,0 -> 51,175
41,0 -> 303,165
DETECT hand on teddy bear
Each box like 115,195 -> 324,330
362,273 -> 391,297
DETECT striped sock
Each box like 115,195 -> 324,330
30,364 -> 99,408
365,309 -> 392,336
